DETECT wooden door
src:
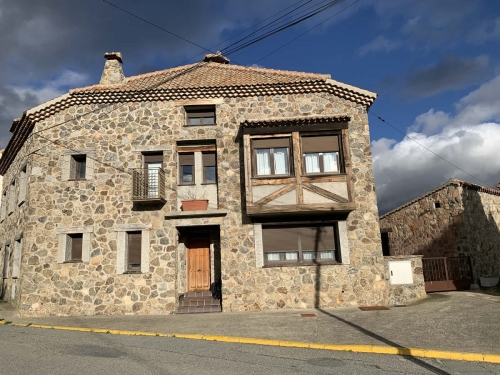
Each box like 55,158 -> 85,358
188,238 -> 210,291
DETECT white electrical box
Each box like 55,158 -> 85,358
388,261 -> 413,285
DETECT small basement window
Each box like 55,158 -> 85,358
185,105 -> 216,126
70,155 -> 87,180
434,201 -> 441,209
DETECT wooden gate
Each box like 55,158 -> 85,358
422,257 -> 473,292
187,238 -> 211,292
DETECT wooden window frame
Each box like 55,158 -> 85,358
262,224 -> 341,267
202,151 -> 217,184
178,152 -> 195,185
185,105 -> 216,126
125,231 -> 142,273
251,137 -> 292,178
64,233 -> 83,263
301,134 -> 344,176
70,155 -> 87,180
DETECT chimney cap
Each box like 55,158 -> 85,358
496,183 -> 500,190
202,51 -> 230,64
104,52 -> 123,63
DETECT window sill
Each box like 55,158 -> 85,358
178,183 -> 196,186
302,172 -> 345,177
67,179 -> 87,182
124,271 -> 142,274
165,209 -> 227,219
183,124 -> 217,127
63,260 -> 83,264
263,261 -> 340,268
252,175 -> 292,180
201,182 -> 217,185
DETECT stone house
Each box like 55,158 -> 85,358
379,178 -> 500,284
0,52 -> 425,317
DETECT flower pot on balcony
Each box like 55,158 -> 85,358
181,199 -> 209,211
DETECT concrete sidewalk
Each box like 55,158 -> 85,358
1,291 -> 499,355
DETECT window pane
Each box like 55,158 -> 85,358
323,152 -> 339,173
304,153 -> 320,173
320,251 -> 335,259
203,116 -> 215,124
78,159 -> 86,179
188,117 -> 201,125
147,164 -> 161,196
285,252 -> 298,261
267,253 -> 280,261
205,166 -> 216,183
303,251 -> 316,260
182,165 -> 193,183
256,149 -> 271,176
273,148 -> 288,175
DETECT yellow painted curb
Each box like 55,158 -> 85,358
2,319 -> 500,364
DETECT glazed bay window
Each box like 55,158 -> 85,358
302,135 -> 341,174
179,153 -> 195,184
185,105 -> 216,125
252,138 -> 290,177
262,224 -> 339,266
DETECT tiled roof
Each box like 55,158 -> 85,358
380,178 -> 500,219
0,61 -> 377,175
241,115 -> 350,128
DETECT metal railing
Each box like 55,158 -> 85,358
132,168 -> 166,202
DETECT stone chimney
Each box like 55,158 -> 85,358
99,52 -> 125,85
202,51 -> 230,64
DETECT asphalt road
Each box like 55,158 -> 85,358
0,326 -> 499,375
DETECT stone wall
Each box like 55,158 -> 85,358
0,88 -> 399,317
384,255 -> 426,305
379,183 -> 463,257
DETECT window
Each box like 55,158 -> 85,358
12,237 -> 22,278
70,155 -> 87,180
144,153 -> 163,197
252,138 -> 291,177
2,244 -> 10,279
262,224 -> 339,266
18,165 -> 27,206
0,191 -> 6,222
65,233 -> 83,262
185,105 -> 216,125
179,153 -> 195,184
381,232 -> 390,256
126,231 -> 142,272
202,152 -> 217,184
434,201 -> 441,209
302,135 -> 341,174
8,181 -> 16,214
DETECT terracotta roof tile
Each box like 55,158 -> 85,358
241,115 -> 350,128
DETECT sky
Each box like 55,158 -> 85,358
0,0 -> 499,214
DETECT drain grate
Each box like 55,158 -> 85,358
300,313 -> 316,317
358,306 -> 390,311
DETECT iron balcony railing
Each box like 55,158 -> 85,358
132,168 -> 166,202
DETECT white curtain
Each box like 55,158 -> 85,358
273,148 -> 288,175
147,162 -> 162,196
303,252 -> 315,260
323,152 -> 338,172
320,251 -> 335,259
256,149 -> 271,175
285,252 -> 298,260
267,253 -> 280,261
304,153 -> 320,173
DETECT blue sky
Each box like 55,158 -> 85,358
1,0 -> 499,213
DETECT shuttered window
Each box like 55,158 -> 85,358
127,231 -> 142,272
202,152 -> 217,184
302,135 -> 342,174
185,105 -> 216,125
262,225 -> 339,265
2,244 -> 10,279
179,153 -> 195,184
252,138 -> 291,177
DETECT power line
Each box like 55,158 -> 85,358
368,110 -> 497,189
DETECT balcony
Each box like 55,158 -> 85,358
132,168 -> 166,203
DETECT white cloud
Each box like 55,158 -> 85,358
9,70 -> 88,105
373,74 -> 500,214
358,36 -> 399,56
468,17 -> 500,43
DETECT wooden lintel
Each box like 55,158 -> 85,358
178,146 -> 216,153
301,174 -> 346,183
246,202 -> 356,216
249,133 -> 292,139
243,123 -> 348,135
302,183 -> 349,203
292,131 -> 303,204
252,177 -> 295,186
254,184 -> 295,206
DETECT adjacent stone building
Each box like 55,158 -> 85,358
379,178 -> 500,284
0,52 -> 425,317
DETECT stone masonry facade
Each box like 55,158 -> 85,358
380,179 -> 500,283
0,55 -> 426,317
